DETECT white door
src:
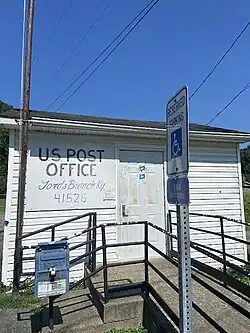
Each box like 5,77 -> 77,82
118,150 -> 166,260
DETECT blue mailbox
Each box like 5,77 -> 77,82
34,240 -> 69,298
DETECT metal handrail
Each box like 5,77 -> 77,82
61,224 -> 100,241
190,240 -> 249,266
148,221 -> 177,239
67,220 -> 250,329
69,239 -> 94,251
18,215 -> 250,324
19,219 -> 248,331
169,209 -> 249,227
148,223 -> 250,298
17,212 -> 98,292
171,222 -> 250,246
168,213 -> 249,285
190,242 -> 250,278
19,212 -> 96,240
70,245 -> 103,266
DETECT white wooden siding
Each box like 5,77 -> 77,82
3,131 -> 118,283
171,142 -> 245,268
2,132 -> 246,284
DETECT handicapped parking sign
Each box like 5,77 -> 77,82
171,127 -> 182,159
167,85 -> 189,176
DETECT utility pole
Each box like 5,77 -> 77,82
13,0 -> 35,292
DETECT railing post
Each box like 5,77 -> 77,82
83,215 -> 92,288
168,211 -> 173,257
51,227 -> 55,242
101,225 -> 108,302
220,217 -> 227,287
86,215 -> 91,271
13,238 -> 21,292
92,213 -> 97,272
144,222 -> 149,297
48,296 -> 55,330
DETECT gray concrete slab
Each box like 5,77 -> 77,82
0,258 -> 249,332
0,307 -> 34,333
90,259 -> 250,333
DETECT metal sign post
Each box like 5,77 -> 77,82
166,86 -> 192,333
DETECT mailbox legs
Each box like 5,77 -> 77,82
48,269 -> 56,330
48,296 -> 54,330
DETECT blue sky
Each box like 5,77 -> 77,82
0,0 -> 249,131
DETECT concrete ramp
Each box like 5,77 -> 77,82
148,259 -> 250,333
86,259 -> 250,333
21,259 -> 250,332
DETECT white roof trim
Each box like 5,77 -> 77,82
1,116 -> 250,143
0,118 -> 17,128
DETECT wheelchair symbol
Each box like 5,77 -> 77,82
171,128 -> 182,159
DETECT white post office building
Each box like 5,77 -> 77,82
0,109 -> 249,284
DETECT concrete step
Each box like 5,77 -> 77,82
50,260 -> 175,332
33,258 -> 250,332
87,267 -> 144,325
91,258 -> 250,332
40,289 -> 143,333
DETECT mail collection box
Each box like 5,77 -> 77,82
34,240 -> 69,298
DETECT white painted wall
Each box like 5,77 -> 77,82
1,131 -> 246,284
171,141 -> 245,267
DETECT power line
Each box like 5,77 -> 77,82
33,0 -> 73,67
56,0 -> 160,111
190,21 -> 250,100
37,0 -> 113,102
45,0 -> 158,110
206,81 -> 250,125
54,0 -> 113,77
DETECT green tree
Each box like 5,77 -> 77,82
241,145 -> 250,182
0,100 -> 13,193
0,101 -> 13,113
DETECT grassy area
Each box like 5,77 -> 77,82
105,327 -> 147,333
227,263 -> 250,285
0,291 -> 40,310
0,198 -> 5,214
